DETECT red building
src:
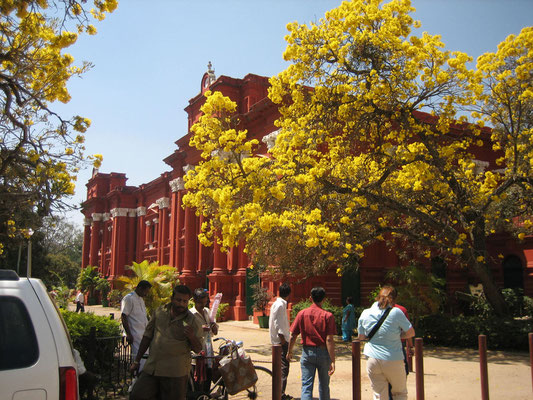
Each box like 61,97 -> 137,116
81,67 -> 533,320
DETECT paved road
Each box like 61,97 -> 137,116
72,304 -> 532,400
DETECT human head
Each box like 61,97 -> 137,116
376,285 -> 397,309
310,287 -> 326,304
278,283 -> 291,299
171,284 -> 192,314
136,280 -> 152,297
346,296 -> 353,305
193,288 -> 209,308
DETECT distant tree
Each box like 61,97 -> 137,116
0,0 -> 118,254
41,216 -> 83,265
183,0 -> 532,315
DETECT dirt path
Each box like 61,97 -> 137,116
76,305 -> 532,399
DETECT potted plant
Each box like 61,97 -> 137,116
251,283 -> 272,328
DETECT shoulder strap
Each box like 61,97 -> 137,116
367,307 -> 392,340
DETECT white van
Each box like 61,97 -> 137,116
0,270 -> 78,400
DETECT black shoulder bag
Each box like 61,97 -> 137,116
366,307 -> 392,341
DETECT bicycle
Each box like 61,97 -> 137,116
187,337 -> 272,400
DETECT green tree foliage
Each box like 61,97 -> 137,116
383,264 -> 446,326
114,260 -> 180,316
0,0 -> 117,254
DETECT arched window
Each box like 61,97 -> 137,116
502,255 -> 523,289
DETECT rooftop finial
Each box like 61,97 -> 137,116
207,61 -> 216,86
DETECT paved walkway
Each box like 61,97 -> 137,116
72,305 -> 532,399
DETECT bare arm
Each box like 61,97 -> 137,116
129,335 -> 152,373
401,327 -> 415,340
185,326 -> 203,353
287,333 -> 298,361
121,313 -> 133,344
326,334 -> 335,376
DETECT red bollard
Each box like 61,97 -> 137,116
414,338 -> 424,400
529,333 -> 533,393
272,344 -> 282,400
352,339 -> 361,400
407,343 -> 413,372
479,335 -> 489,400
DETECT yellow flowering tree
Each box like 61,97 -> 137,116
0,1 -> 116,252
184,0 -> 532,315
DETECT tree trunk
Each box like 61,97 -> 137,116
470,221 -> 508,316
471,259 -> 508,316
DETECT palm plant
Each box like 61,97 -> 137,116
114,260 -> 179,316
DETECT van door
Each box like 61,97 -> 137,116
0,287 -> 60,400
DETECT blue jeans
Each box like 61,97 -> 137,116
300,346 -> 331,400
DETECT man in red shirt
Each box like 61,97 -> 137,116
287,287 -> 336,400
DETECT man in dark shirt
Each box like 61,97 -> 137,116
287,287 -> 336,400
129,284 -> 203,400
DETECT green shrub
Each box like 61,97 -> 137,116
417,313 -> 532,351
60,309 -> 121,339
291,299 -> 345,334
217,303 -> 229,321
107,289 -> 122,308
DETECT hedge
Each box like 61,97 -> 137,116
417,314 -> 532,351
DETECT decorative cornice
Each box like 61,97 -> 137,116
103,213 -> 111,221
137,207 -> 147,216
153,218 -> 159,224
262,129 -> 280,150
83,218 -> 92,226
170,177 -> 185,192
91,213 -> 103,222
110,208 -> 129,218
128,209 -> 137,217
145,220 -> 151,226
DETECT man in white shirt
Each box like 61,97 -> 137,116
75,290 -> 85,313
269,282 -> 293,400
121,280 -> 152,371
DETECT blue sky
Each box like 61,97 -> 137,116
58,0 -> 533,226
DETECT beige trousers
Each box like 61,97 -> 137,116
366,357 -> 407,400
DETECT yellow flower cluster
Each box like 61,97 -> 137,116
183,0 -> 532,278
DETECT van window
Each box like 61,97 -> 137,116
0,296 -> 39,370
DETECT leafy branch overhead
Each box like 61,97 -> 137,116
0,1 -> 117,253
183,0 -> 533,316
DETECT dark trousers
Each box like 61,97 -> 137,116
76,301 -> 85,313
281,342 -> 290,395
129,371 -> 187,400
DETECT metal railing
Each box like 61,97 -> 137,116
74,327 -> 133,399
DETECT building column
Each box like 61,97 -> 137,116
169,178 -> 184,268
136,207 -> 146,262
100,213 -> 111,275
110,208 -> 128,279
156,197 -> 170,264
233,240 -> 248,320
196,215 -> 211,285
126,209 -> 137,267
179,203 -> 203,289
89,213 -> 102,267
82,217 -> 92,268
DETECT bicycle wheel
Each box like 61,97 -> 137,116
245,365 -> 272,399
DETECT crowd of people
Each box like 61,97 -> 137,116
110,280 -> 413,400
